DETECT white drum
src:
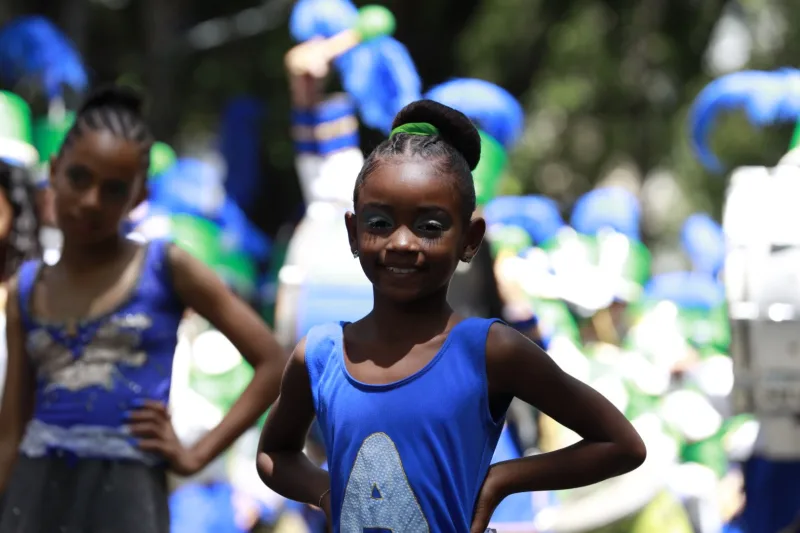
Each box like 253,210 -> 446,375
723,164 -> 800,459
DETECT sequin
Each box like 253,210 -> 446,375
18,240 -> 185,461
30,315 -> 152,392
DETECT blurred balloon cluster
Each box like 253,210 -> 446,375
483,189 -> 752,532
0,9 -> 773,533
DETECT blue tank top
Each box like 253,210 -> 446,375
305,318 -> 509,533
15,239 -> 185,463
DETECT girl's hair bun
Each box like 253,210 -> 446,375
391,99 -> 481,170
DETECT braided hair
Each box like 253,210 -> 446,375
0,161 -> 40,279
353,100 -> 482,223
59,85 -> 154,175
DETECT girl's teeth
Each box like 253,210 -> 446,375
388,267 -> 414,274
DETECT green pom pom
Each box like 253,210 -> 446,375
0,92 -> 38,166
681,437 -> 728,479
473,130 -> 507,206
149,142 -> 177,179
355,5 -> 396,42
33,112 -> 75,163
488,225 -> 531,257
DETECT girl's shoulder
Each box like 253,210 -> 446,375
302,321 -> 345,377
15,259 -> 42,300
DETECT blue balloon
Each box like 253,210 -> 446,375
170,482 -> 243,533
571,187 -> 641,241
218,199 -> 271,260
424,78 -> 525,149
643,271 -> 725,310
681,213 -> 725,277
688,68 -> 800,173
484,195 -> 565,245
150,158 -> 223,219
0,16 -> 88,99
519,195 -> 565,244
336,36 -> 422,133
219,97 -> 265,216
483,196 -> 523,226
289,0 -> 358,42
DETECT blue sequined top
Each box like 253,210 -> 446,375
15,239 -> 185,463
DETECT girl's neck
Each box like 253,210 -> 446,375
369,286 -> 454,341
58,234 -> 128,274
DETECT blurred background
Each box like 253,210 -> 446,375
4,0 -> 799,254
2,0 -> 800,532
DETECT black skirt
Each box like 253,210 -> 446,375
0,454 -> 169,533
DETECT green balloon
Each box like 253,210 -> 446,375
355,5 -> 396,41
473,130 -> 507,206
679,305 -> 730,351
169,214 -> 223,267
488,225 -> 531,257
622,239 -> 651,287
681,437 -> 728,479
531,297 -> 582,346
624,384 -> 661,420
791,120 -> 800,151
33,112 -> 75,163
149,142 -> 177,179
190,360 -> 254,415
217,251 -> 258,298
0,92 -> 38,166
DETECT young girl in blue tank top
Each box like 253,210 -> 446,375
0,86 -> 287,533
258,100 -> 647,533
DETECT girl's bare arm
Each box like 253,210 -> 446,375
0,278 -> 34,493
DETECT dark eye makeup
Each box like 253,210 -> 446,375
66,165 -> 92,189
360,206 -> 452,241
102,180 -> 131,201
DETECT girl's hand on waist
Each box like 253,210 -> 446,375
126,400 -> 203,476
470,465 -> 503,533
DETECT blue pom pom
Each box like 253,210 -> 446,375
0,16 -> 88,99
688,68 -> 800,173
681,213 -> 725,277
150,158 -> 223,219
484,195 -> 564,245
219,97 -> 265,215
336,36 -> 422,133
289,0 -> 359,42
643,271 -> 725,310
424,78 -> 524,149
570,187 -> 641,241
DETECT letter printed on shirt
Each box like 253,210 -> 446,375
340,432 -> 429,532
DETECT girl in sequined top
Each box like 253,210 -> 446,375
0,86 -> 288,533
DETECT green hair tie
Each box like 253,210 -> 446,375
390,122 -> 440,138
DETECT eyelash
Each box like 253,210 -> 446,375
366,219 -> 391,230
68,173 -> 90,188
365,219 -> 445,244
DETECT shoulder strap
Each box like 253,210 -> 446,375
15,260 -> 41,331
303,322 -> 343,412
458,317 -> 504,354
141,238 -> 184,312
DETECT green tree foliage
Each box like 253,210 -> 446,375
3,0 -> 800,240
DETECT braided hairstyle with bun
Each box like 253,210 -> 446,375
353,100 -> 482,222
59,85 -> 154,176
